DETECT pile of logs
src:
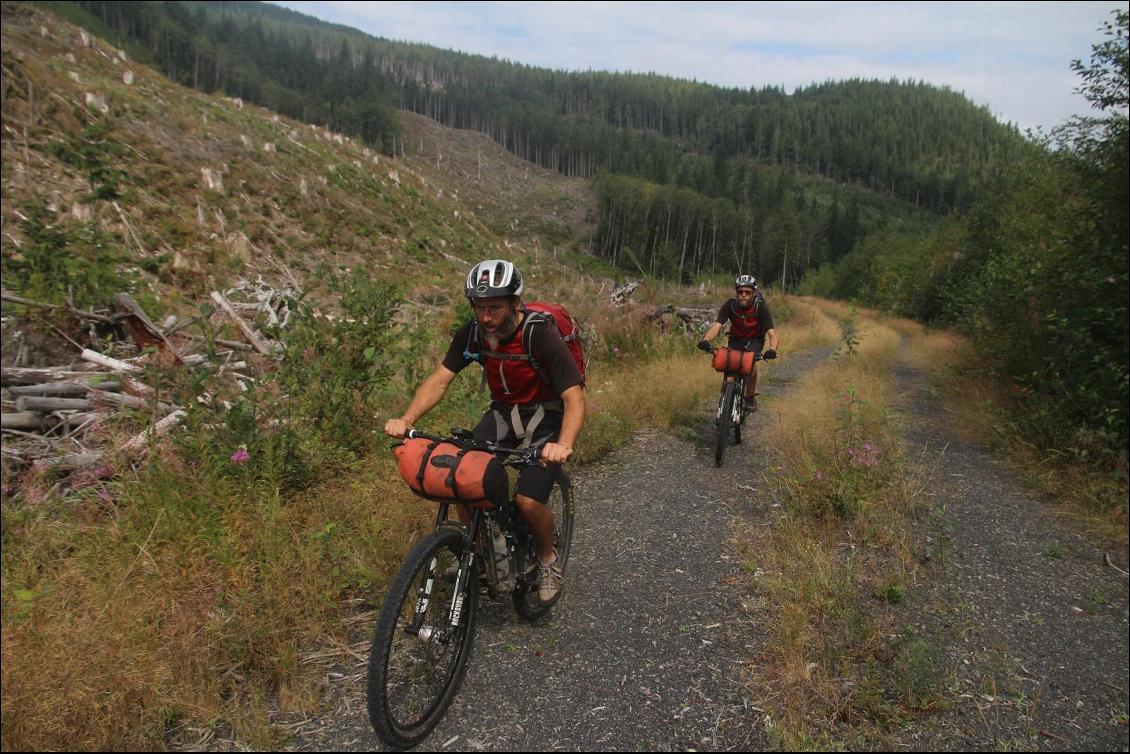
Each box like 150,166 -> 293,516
610,280 -> 641,305
647,304 -> 716,334
1,280 -> 292,477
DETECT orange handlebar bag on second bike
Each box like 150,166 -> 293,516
395,438 -> 509,508
711,347 -> 755,376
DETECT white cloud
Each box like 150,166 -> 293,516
271,1 -> 1124,132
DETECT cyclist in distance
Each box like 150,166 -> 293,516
384,259 -> 585,605
698,274 -> 779,412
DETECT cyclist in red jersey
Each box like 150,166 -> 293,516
384,260 -> 584,606
698,275 -> 779,412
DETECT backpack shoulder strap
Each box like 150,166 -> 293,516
462,318 -> 482,363
521,311 -> 551,379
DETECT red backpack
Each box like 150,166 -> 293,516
522,302 -> 586,385
464,301 -> 587,387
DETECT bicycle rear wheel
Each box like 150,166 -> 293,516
715,381 -> 736,466
367,528 -> 479,749
513,472 -> 574,621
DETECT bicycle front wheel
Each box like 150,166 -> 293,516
715,381 -> 736,466
367,527 -> 479,749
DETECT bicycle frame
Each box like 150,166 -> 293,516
406,429 -> 544,598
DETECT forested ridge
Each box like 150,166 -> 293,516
55,0 -> 1031,290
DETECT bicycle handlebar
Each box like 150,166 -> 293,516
404,429 -> 543,464
698,344 -> 765,360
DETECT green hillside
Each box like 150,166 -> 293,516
48,0 -> 1035,288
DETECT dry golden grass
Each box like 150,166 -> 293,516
778,295 -> 843,353
0,459 -> 435,751
900,328 -> 968,372
733,311 -> 937,745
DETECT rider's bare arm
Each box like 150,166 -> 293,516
541,384 -> 585,464
765,327 -> 779,352
383,364 -> 459,438
703,321 -> 724,342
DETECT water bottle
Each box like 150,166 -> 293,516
492,532 -> 511,581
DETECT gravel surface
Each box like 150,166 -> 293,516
890,359 -> 1129,751
278,349 -> 831,752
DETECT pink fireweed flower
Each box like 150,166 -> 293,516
848,443 -> 880,467
230,448 -> 251,464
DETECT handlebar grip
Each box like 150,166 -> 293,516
405,429 -> 441,441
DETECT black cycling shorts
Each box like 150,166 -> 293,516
473,405 -> 562,504
727,336 -> 764,354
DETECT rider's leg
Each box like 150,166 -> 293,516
515,490 -> 563,604
745,336 -> 765,402
513,494 -> 556,562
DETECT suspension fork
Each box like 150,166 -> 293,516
446,508 -> 481,630
409,506 -> 479,634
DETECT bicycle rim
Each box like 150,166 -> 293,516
367,528 -> 478,748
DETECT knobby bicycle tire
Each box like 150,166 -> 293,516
715,381 -> 736,466
367,528 -> 479,749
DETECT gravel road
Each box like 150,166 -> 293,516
187,344 -> 1126,752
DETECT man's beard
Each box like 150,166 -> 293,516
483,312 -> 519,350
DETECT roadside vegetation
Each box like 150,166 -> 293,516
801,10 -> 1128,513
733,301 -> 939,748
735,297 -> 1127,748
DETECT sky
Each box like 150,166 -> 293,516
269,1 -> 1125,135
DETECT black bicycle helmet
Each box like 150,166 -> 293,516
465,259 -> 524,299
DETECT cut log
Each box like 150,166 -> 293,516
80,348 -> 143,373
88,389 -> 179,413
210,291 -> 273,355
122,378 -> 154,397
171,331 -> 255,352
1,367 -> 106,386
1,412 -> 44,430
9,382 -> 95,397
15,396 -> 92,412
119,410 -> 185,453
33,452 -> 104,472
56,411 -> 101,430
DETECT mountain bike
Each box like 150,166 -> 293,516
367,428 -> 574,749
699,344 -> 762,467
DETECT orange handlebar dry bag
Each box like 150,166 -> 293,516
395,438 -> 509,508
711,347 -> 755,376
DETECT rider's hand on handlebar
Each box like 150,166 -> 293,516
540,442 -> 573,465
384,417 -> 412,439
697,339 -> 712,353
763,349 -> 778,360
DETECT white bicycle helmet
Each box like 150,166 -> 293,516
465,259 -> 524,299
734,274 -> 757,290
